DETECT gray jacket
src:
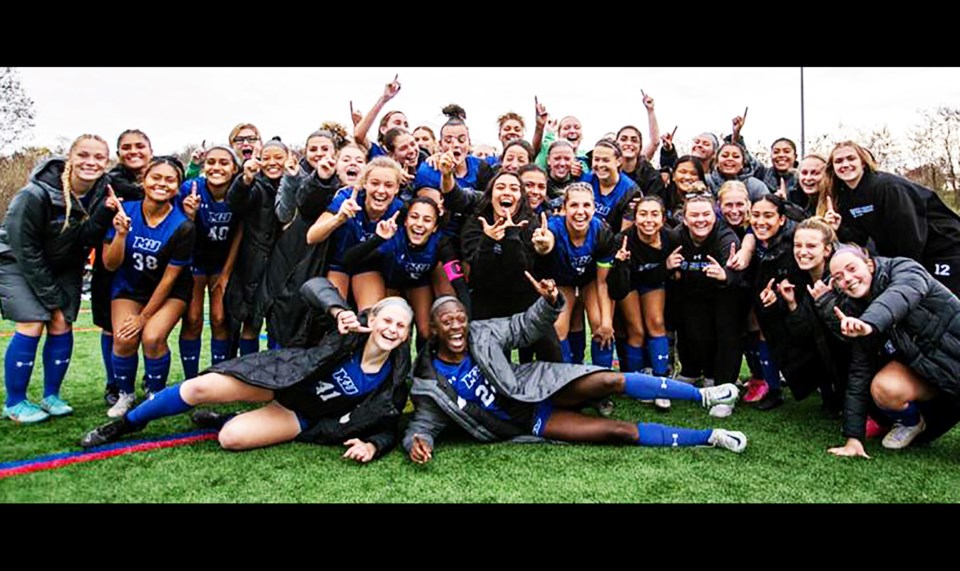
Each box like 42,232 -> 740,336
402,293 -> 603,451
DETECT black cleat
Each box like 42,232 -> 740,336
80,417 -> 138,448
190,409 -> 235,430
755,388 -> 784,411
104,385 -> 120,406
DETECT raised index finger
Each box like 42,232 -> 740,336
826,194 -> 835,212
523,271 -> 540,289
834,306 -> 847,320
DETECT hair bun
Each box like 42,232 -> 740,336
442,104 -> 467,121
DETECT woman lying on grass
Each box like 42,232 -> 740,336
403,271 -> 747,464
80,278 -> 412,463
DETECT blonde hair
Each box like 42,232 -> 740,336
796,216 -> 837,251
370,296 -> 414,323
358,156 -> 404,189
61,134 -> 109,232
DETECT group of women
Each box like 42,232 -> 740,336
2,75 -> 959,466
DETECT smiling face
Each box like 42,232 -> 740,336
616,127 -> 641,160
491,173 -> 522,219
143,162 -> 181,203
433,300 -> 469,357
794,228 -> 831,272
203,149 -> 237,190
362,166 -> 401,217
499,118 -> 524,146
520,170 -> 548,210
336,146 -> 367,186
591,145 -> 621,183
70,138 -> 110,186
719,187 -> 749,227
391,132 -> 420,170
749,200 -> 785,243
771,140 -> 796,173
691,135 -> 716,160
405,201 -> 439,246
501,144 -> 530,174
798,156 -> 826,194
117,132 -> 152,173
717,145 -> 745,177
829,250 -> 874,299
563,187 -> 595,234
634,199 -> 664,238
305,135 -> 336,170
260,146 -> 287,180
380,112 -> 409,139
558,116 -> 582,147
547,145 -> 575,180
231,127 -> 261,161
413,127 -> 437,155
683,200 -> 716,241
831,145 -> 865,188
368,303 -> 412,352
672,159 -> 701,193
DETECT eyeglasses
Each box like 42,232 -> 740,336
683,191 -> 712,199
233,136 -> 260,144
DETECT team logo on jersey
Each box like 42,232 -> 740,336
133,236 -> 163,253
208,212 -> 232,223
571,254 -> 593,275
333,367 -> 359,395
460,365 -> 481,390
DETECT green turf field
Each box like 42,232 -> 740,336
1,302 -> 958,503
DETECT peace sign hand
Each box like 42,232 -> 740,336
284,151 -> 300,177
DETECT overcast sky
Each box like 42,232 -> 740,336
14,67 -> 960,162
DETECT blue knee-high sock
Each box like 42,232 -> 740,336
623,344 -> 645,373
637,422 -> 713,447
881,402 -> 921,427
126,382 -> 193,427
758,341 -> 781,390
101,332 -> 116,389
745,332 -> 762,378
559,338 -> 573,364
144,353 -> 172,393
267,332 -> 280,351
239,338 -> 259,356
569,330 -> 585,364
112,352 -> 139,394
4,332 -> 40,407
211,338 -> 230,366
179,338 -> 201,380
623,371 -> 703,402
42,330 -> 73,398
591,340 -> 614,368
648,336 -> 671,376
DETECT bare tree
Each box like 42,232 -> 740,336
0,68 -> 36,155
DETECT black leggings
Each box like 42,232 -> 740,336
675,291 -> 743,383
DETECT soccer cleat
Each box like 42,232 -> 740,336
865,416 -> 890,439
755,388 -> 784,411
708,429 -> 747,453
104,385 -> 120,406
654,398 -> 671,411
743,378 -> 769,403
40,395 -> 74,417
881,416 -> 926,450
700,383 -> 740,408
2,400 -> 50,424
709,404 -> 733,418
107,392 -> 137,419
190,409 -> 234,430
80,417 -> 138,448
594,398 -> 615,418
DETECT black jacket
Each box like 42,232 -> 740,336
209,277 -> 410,459
0,158 -> 113,310
667,222 -> 742,299
836,170 -> 960,263
817,257 -> 960,440
623,157 -> 666,202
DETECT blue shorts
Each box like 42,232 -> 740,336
191,263 -> 223,277
530,400 -> 554,437
635,283 -> 666,296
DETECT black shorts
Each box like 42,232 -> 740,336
113,272 -> 194,306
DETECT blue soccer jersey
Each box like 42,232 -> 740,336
326,187 -> 404,268
414,155 -> 484,192
106,201 -> 195,298
177,178 -> 238,273
377,231 -> 441,289
546,215 -> 615,287
433,355 -> 508,420
590,172 -> 639,222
